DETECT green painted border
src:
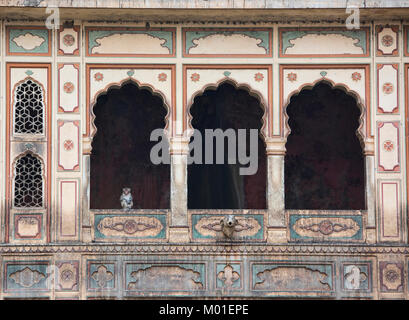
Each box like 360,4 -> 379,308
88,29 -> 174,54
94,214 -> 166,239
192,214 -> 264,240
280,28 -> 368,55
289,214 -> 363,241
252,262 -> 334,293
125,263 -> 206,291
9,29 -> 49,53
216,263 -> 241,289
185,29 -> 271,54
4,261 -> 50,292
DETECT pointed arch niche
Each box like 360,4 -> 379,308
187,80 -> 267,210
280,65 -> 375,236
183,65 -> 271,240
90,80 -> 170,210
82,65 -> 176,242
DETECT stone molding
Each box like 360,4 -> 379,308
0,244 -> 409,255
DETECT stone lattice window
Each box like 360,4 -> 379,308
14,153 -> 43,208
14,79 -> 44,134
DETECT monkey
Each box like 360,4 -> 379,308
120,187 -> 133,210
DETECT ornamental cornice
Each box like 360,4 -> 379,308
0,244 -> 408,255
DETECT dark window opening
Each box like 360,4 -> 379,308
188,83 -> 266,209
14,79 -> 44,134
14,153 -> 43,208
90,82 -> 170,209
285,82 -> 365,210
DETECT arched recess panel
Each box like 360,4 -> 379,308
6,63 -> 51,243
188,82 -> 267,209
280,65 -> 371,139
90,81 -> 170,209
183,65 -> 271,137
285,81 -> 365,210
86,64 -> 175,138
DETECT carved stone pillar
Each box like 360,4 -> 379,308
363,138 -> 376,242
81,137 -> 92,243
265,138 -> 287,242
169,136 -> 190,242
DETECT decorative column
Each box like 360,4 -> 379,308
81,137 -> 92,243
265,138 -> 287,242
363,138 -> 376,242
169,136 -> 190,243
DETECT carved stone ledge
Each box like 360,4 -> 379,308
0,244 -> 408,255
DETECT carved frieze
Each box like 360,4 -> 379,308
191,213 -> 264,241
125,263 -> 205,293
251,262 -> 334,296
288,211 -> 365,242
93,212 -> 167,241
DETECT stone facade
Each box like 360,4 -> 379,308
0,3 -> 408,299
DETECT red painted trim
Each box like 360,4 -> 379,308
376,25 -> 399,57
182,27 -> 273,58
5,63 -> 52,243
14,214 -> 43,240
85,27 -> 176,57
58,120 -> 80,171
58,63 -> 80,113
404,26 -> 409,57
58,25 -> 80,56
377,64 -> 399,114
278,27 -> 370,58
377,121 -> 400,173
55,261 -> 79,291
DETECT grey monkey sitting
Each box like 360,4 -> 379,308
120,187 -> 133,210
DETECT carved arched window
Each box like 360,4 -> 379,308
13,79 -> 44,135
285,82 -> 365,210
13,153 -> 43,208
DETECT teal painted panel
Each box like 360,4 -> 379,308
9,28 -> 49,54
280,27 -> 368,55
192,213 -> 264,240
124,263 -> 206,292
216,263 -> 241,289
252,262 -> 334,294
94,214 -> 167,240
341,262 -> 372,292
289,213 -> 364,242
4,261 -> 50,292
87,28 -> 174,55
184,28 -> 271,55
87,261 -> 116,291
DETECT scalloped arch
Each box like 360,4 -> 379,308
12,76 -> 46,135
283,78 -> 367,149
186,77 -> 268,141
89,77 -> 171,141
